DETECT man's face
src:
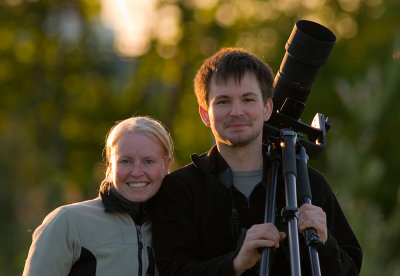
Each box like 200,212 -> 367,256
200,72 -> 272,148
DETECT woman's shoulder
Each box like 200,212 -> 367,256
62,197 -> 103,211
42,198 -> 103,225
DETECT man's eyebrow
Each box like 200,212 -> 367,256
242,92 -> 258,96
214,95 -> 230,99
209,95 -> 230,103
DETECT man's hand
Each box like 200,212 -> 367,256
298,203 -> 327,242
233,223 -> 286,276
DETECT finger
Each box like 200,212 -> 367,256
250,224 -> 281,241
248,239 -> 275,251
300,205 -> 325,218
298,222 -> 310,233
301,214 -> 326,229
298,219 -> 319,232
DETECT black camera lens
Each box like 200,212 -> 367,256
273,20 -> 336,120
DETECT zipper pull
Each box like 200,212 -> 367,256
136,225 -> 143,249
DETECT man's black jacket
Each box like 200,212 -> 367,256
153,145 -> 362,275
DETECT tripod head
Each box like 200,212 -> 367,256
264,113 -> 331,159
263,20 -> 336,159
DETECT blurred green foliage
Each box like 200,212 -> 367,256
1,0 -> 399,275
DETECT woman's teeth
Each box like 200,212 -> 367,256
128,183 -> 147,188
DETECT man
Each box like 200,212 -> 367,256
153,48 -> 362,275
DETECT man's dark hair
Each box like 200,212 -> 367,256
194,47 -> 274,110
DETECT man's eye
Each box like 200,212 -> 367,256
244,98 -> 255,102
120,160 -> 130,165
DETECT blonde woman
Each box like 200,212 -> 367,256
23,116 -> 173,276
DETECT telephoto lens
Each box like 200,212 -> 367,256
272,20 -> 336,120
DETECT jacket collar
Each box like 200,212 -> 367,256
190,144 -> 269,190
191,145 -> 232,189
100,182 -> 156,225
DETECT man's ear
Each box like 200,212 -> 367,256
199,106 -> 211,127
264,98 -> 273,122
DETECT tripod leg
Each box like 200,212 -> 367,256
259,145 -> 280,276
280,129 -> 302,276
296,146 -> 323,276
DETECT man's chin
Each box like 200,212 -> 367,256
225,134 -> 261,147
230,141 -> 252,147
223,137 -> 252,147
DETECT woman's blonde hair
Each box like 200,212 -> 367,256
100,116 -> 174,188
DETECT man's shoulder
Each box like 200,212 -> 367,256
167,147 -> 218,179
306,166 -> 337,206
164,162 -> 205,185
307,166 -> 329,187
161,152 -> 220,195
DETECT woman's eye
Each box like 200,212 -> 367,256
120,160 -> 130,165
145,160 -> 154,165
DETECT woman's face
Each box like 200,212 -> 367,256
110,133 -> 170,202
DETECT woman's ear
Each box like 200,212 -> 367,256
107,163 -> 113,179
199,106 -> 211,127
164,158 -> 171,176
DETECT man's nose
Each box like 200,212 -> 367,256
230,101 -> 244,116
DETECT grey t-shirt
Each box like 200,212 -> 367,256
232,170 -> 263,199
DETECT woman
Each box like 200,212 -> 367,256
23,116 -> 173,276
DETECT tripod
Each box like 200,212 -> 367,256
256,19 -> 335,276
259,113 -> 330,276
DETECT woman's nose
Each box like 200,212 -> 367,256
131,164 -> 144,177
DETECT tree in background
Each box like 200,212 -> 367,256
0,0 -> 399,274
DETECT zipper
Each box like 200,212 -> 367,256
146,246 -> 155,276
136,224 -> 143,276
246,197 -> 251,208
